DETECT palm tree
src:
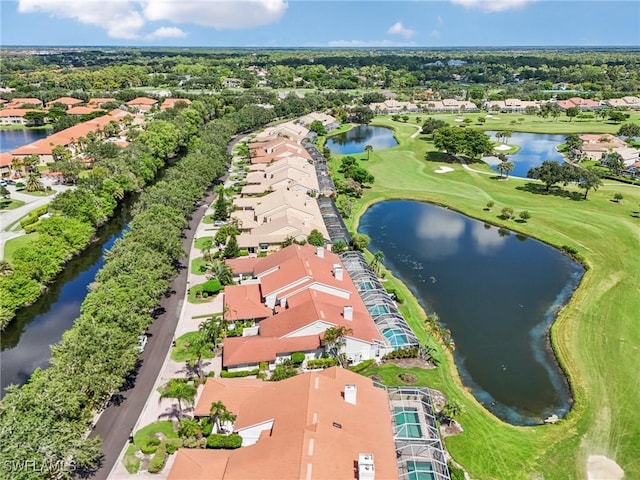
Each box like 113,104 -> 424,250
158,379 -> 197,420
502,130 -> 512,144
364,144 -> 373,161
209,401 -> 236,433
11,158 -> 23,176
322,325 -> 353,365
498,160 -> 515,179
26,173 -> 45,192
22,155 -> 40,174
187,334 -> 213,380
370,250 -> 384,276
207,260 -> 234,285
178,418 -> 202,439
200,315 -> 224,347
442,400 -> 464,425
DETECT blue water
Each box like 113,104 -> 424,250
407,461 -> 436,480
0,128 -> 50,153
326,125 -> 398,155
484,131 -> 566,178
360,200 -> 583,425
384,328 -> 410,348
394,407 -> 422,438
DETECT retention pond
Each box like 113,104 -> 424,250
360,200 -> 583,425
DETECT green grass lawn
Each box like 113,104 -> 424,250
0,198 -> 25,210
22,189 -> 54,197
190,256 -> 207,275
202,214 -> 214,224
193,236 -> 213,251
3,233 -> 39,262
340,117 -> 640,480
170,331 -> 215,362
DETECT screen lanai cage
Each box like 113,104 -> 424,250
339,251 -> 420,350
383,386 -> 451,480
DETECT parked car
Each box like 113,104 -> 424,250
136,334 -> 148,353
213,220 -> 227,227
0,180 -> 7,187
5,179 -> 15,185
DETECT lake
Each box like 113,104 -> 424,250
0,128 -> 50,153
484,131 -> 566,178
360,200 -> 583,425
326,125 -> 398,155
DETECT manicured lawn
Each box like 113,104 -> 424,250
342,117 -> 640,479
0,198 -> 25,210
191,256 -> 208,275
3,233 -> 39,262
22,189 -> 54,197
171,331 -> 215,362
193,236 -> 213,251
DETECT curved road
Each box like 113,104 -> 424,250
86,186 -> 217,480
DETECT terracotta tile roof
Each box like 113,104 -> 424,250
66,106 -> 99,115
161,98 -> 192,110
171,368 -> 398,480
49,97 -> 83,106
0,109 -> 39,117
87,97 -> 117,106
7,98 -> 42,108
222,334 -> 321,367
223,283 -> 272,321
168,449 -> 231,480
0,153 -> 14,167
193,377 -> 264,416
126,96 -> 158,106
225,257 -> 262,275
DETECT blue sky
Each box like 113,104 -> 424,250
1,1 -> 639,47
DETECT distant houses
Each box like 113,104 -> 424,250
579,134 -> 639,166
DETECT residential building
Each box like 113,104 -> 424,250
249,137 -> 312,164
222,78 -> 243,88
168,367 -> 399,480
160,98 -> 192,110
298,112 -> 339,131
484,98 -> 541,113
126,97 -> 158,113
241,156 -> 319,196
604,96 -> 640,110
556,97 -> 602,111
5,98 -> 43,109
0,153 -> 13,178
47,97 -> 83,108
66,106 -> 100,116
369,99 -> 420,114
424,99 -> 478,112
579,133 -> 629,161
0,109 -> 41,126
253,121 -> 310,144
87,98 -> 117,108
221,244 -> 387,371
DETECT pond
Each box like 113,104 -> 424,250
484,131 -> 566,178
326,125 -> 398,155
360,200 -> 583,425
0,128 -> 50,153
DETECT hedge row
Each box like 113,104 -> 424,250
307,358 -> 339,369
220,368 -> 259,378
206,434 -> 242,449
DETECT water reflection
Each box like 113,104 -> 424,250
326,125 -> 398,155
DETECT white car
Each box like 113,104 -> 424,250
136,334 -> 148,353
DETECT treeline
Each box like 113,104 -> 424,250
0,99 -> 216,329
0,105 -> 284,479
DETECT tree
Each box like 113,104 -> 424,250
500,207 -> 514,220
22,154 -> 40,173
309,120 -> 326,136
351,233 -> 370,252
307,229 -> 325,246
209,401 -> 236,434
497,160 -> 514,179
332,240 -> 348,254
442,400 -> 464,425
421,117 -> 447,136
364,144 -> 373,160
24,110 -> 47,125
223,234 -> 240,259
526,160 -> 564,192
187,334 -> 213,380
565,107 -> 579,122
370,250 -> 384,276
608,110 -> 630,123
565,133 -> 582,152
322,325 -> 353,365
352,105 -> 374,124
159,379 -> 197,419
577,168 -> 603,199
613,193 -> 624,203
519,211 -> 531,222
603,151 -> 625,175
207,260 -> 234,285
200,315 -> 225,347
26,173 -> 45,192
0,186 -> 9,199
433,127 -> 463,155
178,418 -> 202,439
461,129 -> 493,160
617,123 -> 640,141
213,185 -> 230,221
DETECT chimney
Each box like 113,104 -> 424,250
333,264 -> 343,281
358,453 -> 375,480
344,384 -> 357,405
343,305 -> 353,321
316,246 -> 325,258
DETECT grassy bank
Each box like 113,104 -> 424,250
338,117 -> 640,479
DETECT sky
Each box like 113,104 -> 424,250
1,0 -> 639,47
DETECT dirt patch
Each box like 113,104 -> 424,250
398,373 -> 418,384
587,455 -> 624,480
440,420 -> 463,438
384,358 -> 436,369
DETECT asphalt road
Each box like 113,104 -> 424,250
86,187 -> 216,480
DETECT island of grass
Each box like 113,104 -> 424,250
330,113 -> 640,480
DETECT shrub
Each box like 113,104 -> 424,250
207,371 -> 216,377
20,215 -> 40,228
23,222 -> 40,234
200,418 -> 213,437
238,249 -> 249,257
165,438 -> 183,454
290,352 -> 305,365
485,200 -> 495,210
270,364 -> 298,381
147,444 -> 167,473
206,433 -> 242,449
123,455 -> 141,474
220,368 -> 259,378
140,436 -> 162,454
257,251 -> 267,257
201,279 -> 222,295
349,359 -> 375,373
519,211 -> 531,221
500,207 -> 514,220
307,358 -> 339,369
383,347 -> 419,360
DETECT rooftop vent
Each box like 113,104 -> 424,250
358,453 -> 375,480
344,384 -> 357,405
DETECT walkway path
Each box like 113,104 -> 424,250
410,124 -> 422,139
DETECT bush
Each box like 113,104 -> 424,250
123,455 -> 141,474
220,368 -> 259,378
207,371 -> 216,377
200,418 -> 213,437
349,359 -> 375,373
147,444 -> 167,473
270,364 -> 298,381
201,279 -> 222,295
165,438 -> 183,455
140,436 -> 162,455
383,347 -> 419,360
306,358 -> 339,369
290,352 -> 305,365
20,215 -> 40,228
206,433 -> 242,449
238,249 -> 249,257
257,251 -> 267,257
23,222 -> 41,234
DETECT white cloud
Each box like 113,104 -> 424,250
387,21 -> 416,39
17,0 -> 288,39
451,0 -> 534,12
327,39 -> 416,47
146,27 -> 187,40
471,222 -> 507,255
143,0 -> 288,29
430,29 -> 441,38
436,15 -> 443,24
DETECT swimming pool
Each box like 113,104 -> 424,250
357,281 -> 375,291
406,460 -> 436,480
383,328 -> 410,348
368,304 -> 391,316
394,407 -> 422,438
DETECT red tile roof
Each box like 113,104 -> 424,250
126,96 -> 158,106
222,334 -> 321,367
0,108 -> 39,118
0,153 -> 14,167
223,283 -> 272,321
66,106 -> 99,115
225,257 -> 262,275
161,98 -> 192,110
49,97 -> 83,106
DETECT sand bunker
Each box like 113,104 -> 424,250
454,117 -> 464,122
435,166 -> 455,174
587,455 -> 624,480
494,144 -> 511,151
